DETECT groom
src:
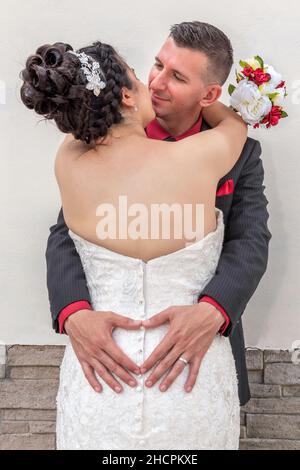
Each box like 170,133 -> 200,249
46,21 -> 271,406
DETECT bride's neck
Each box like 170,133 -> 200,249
96,117 -> 147,145
110,122 -> 146,139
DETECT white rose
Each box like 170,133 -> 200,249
259,82 -> 276,95
272,87 -> 286,107
264,64 -> 282,88
245,57 -> 261,70
230,80 -> 272,125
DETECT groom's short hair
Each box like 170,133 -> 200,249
169,21 -> 233,86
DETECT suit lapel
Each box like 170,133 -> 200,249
200,118 -> 211,132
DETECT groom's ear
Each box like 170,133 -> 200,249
120,87 -> 136,109
199,84 -> 222,108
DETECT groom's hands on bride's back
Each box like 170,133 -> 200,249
63,309 -> 143,394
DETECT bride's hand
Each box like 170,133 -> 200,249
202,100 -> 246,129
64,309 -> 143,394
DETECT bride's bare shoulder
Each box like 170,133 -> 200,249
54,134 -> 91,186
56,134 -> 94,160
55,133 -> 95,168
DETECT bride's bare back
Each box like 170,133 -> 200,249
55,134 -> 222,262
55,101 -> 247,262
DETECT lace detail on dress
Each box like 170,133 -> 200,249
56,208 -> 240,450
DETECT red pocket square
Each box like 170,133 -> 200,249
216,179 -> 234,196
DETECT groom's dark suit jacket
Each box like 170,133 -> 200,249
46,118 -> 272,407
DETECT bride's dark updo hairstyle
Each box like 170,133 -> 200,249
20,41 -> 134,144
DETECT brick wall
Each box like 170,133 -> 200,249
0,345 -> 299,450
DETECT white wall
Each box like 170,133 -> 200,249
0,0 -> 299,348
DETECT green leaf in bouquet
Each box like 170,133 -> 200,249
228,84 -> 236,96
235,69 -> 244,83
239,60 -> 250,68
268,92 -> 279,101
281,111 -> 288,118
254,55 -> 264,69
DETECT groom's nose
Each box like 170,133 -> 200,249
149,71 -> 167,92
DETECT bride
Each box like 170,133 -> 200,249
20,40 -> 247,450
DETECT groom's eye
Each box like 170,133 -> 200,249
174,74 -> 184,82
154,62 -> 163,69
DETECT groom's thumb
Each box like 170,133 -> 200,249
112,314 -> 142,329
143,310 -> 169,328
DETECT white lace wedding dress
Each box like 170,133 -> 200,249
55,207 -> 240,450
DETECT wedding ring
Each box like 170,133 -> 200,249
178,356 -> 189,365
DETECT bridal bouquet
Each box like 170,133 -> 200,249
228,55 -> 288,128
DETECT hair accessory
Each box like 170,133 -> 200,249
68,50 -> 106,97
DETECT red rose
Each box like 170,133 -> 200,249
260,105 -> 282,128
242,67 -> 271,86
242,66 -> 254,77
270,106 -> 282,126
253,68 -> 271,85
276,80 -> 285,89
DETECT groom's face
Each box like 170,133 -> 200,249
148,37 -> 219,119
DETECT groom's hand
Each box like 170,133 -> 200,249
139,302 -> 225,393
64,309 -> 142,394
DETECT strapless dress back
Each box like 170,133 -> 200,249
55,207 -> 240,450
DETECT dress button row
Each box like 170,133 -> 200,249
136,385 -> 142,392
139,439 -> 146,446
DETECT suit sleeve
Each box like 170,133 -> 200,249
45,207 -> 91,333
198,140 -> 272,337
